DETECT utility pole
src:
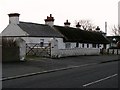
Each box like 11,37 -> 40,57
105,22 -> 107,35
118,1 -> 120,26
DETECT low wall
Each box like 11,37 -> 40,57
51,48 -> 100,58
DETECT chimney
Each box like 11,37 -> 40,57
64,20 -> 71,27
8,13 -> 20,24
44,14 -> 54,26
76,22 -> 81,29
96,26 -> 100,32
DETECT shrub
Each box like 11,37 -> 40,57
2,38 -> 18,47
2,38 -> 20,62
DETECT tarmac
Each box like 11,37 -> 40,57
2,55 -> 120,81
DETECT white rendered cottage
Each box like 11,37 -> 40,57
2,13 -> 63,48
2,13 -> 109,57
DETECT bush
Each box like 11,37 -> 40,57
2,47 -> 20,62
2,38 -> 18,47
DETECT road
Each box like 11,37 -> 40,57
2,61 -> 118,88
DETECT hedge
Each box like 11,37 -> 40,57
2,38 -> 20,63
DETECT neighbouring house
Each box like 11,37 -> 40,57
1,13 -> 110,58
106,36 -> 120,55
107,36 -> 120,48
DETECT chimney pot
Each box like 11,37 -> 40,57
64,20 -> 71,27
96,26 -> 100,31
76,22 -> 81,28
50,14 -> 52,17
8,13 -> 20,17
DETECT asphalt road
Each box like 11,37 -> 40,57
2,61 -> 118,88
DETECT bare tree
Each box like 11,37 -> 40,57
75,20 -> 96,31
112,25 -> 120,36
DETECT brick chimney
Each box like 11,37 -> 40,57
64,20 -> 71,27
8,13 -> 20,24
76,22 -> 81,29
44,14 -> 54,26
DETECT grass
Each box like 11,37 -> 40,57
25,55 -> 47,60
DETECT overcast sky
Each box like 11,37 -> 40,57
0,0 -> 119,35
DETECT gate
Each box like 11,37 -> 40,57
26,43 -> 51,57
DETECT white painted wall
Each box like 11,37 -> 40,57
2,24 -> 28,36
71,43 -> 76,48
22,37 -> 65,49
22,37 -> 50,43
89,44 -> 92,48
63,42 -> 105,49
56,38 -> 65,49
59,48 -> 100,57
79,43 -> 82,48
84,44 -> 87,48
51,48 -> 100,58
16,37 -> 26,61
50,38 -> 100,58
106,44 -> 110,49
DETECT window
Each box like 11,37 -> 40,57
98,44 -> 100,48
87,44 -> 89,48
40,39 -> 44,47
76,42 -> 79,47
65,42 -> 71,48
82,43 -> 84,48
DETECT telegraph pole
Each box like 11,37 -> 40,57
105,22 -> 107,35
118,1 -> 120,26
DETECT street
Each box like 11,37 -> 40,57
2,61 -> 118,88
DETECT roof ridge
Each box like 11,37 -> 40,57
54,25 -> 83,30
19,21 -> 48,26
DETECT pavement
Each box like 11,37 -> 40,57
2,55 -> 120,80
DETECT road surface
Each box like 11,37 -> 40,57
2,61 -> 118,88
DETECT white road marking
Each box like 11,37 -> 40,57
1,63 -> 97,81
83,74 -> 118,87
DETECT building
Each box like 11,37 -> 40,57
1,13 -> 110,57
107,36 -> 120,48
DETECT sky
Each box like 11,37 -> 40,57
0,0 -> 119,36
